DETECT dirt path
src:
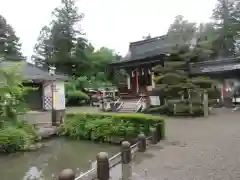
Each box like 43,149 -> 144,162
132,108 -> 240,180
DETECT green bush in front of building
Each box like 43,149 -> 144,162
0,63 -> 38,153
147,47 -> 221,116
62,112 -> 165,143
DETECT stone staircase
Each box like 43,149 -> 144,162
118,99 -> 140,113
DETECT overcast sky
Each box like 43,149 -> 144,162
0,0 -> 217,60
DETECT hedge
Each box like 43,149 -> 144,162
66,90 -> 90,106
62,113 -> 165,143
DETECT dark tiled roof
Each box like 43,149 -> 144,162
123,35 -> 186,61
0,61 -> 68,81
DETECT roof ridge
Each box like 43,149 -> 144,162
130,35 -> 167,46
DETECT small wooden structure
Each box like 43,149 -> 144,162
0,61 -> 68,111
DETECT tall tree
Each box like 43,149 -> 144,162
0,15 -> 23,61
167,15 -> 197,44
33,0 -> 88,75
212,0 -> 238,57
32,26 -> 52,67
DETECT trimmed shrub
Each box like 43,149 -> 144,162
62,113 -> 165,143
66,90 -> 90,106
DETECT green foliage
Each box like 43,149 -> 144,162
14,120 -> 38,142
62,113 -> 165,142
66,90 -> 90,106
0,15 -> 23,61
0,63 -> 35,125
0,126 -> 31,153
32,0 -> 120,81
151,49 -> 220,116
211,0 -> 240,57
167,15 -> 197,43
0,64 -> 38,153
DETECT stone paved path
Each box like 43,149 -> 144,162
131,108 -> 240,180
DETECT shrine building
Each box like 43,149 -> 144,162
108,35 -> 240,105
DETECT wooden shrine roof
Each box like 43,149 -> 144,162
109,35 -> 187,67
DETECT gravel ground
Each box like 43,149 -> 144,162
132,109 -> 240,180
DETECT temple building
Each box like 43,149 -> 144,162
108,35 -> 240,108
108,35 -> 178,98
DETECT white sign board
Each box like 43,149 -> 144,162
43,81 -> 66,110
150,96 -> 160,106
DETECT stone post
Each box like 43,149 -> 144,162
138,133 -> 146,152
59,169 -> 75,180
121,141 -> 132,180
150,128 -> 157,144
155,124 -> 162,142
97,152 -> 110,180
203,92 -> 208,117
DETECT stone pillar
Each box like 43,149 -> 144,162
203,92 -> 209,117
121,141 -> 132,180
150,128 -> 157,144
138,134 -> 146,152
127,73 -> 131,90
97,152 -> 110,180
59,169 -> 75,180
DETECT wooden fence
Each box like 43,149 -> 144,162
58,125 -> 163,180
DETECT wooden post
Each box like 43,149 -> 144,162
203,92 -> 208,117
155,124 -> 162,142
150,128 -> 157,144
138,133 -> 146,152
173,104 -> 177,115
127,73 -> 131,90
97,152 -> 109,180
59,169 -> 75,180
121,141 -> 132,180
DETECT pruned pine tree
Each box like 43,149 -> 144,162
151,46 -> 221,116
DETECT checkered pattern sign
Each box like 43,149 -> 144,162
44,96 -> 53,110
43,81 -> 65,110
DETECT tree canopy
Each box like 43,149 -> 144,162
0,15 -> 23,61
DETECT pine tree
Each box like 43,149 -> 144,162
32,26 -> 52,67
212,0 -> 238,57
33,0 -> 88,75
0,15 -> 23,61
167,15 -> 197,44
150,46 -> 221,116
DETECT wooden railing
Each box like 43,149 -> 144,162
57,123 -> 164,180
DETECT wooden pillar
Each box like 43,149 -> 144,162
136,68 -> 139,94
127,73 -> 131,89
151,71 -> 155,88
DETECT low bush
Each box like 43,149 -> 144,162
62,113 -> 165,143
0,126 -> 31,153
0,121 -> 38,153
66,90 -> 90,106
